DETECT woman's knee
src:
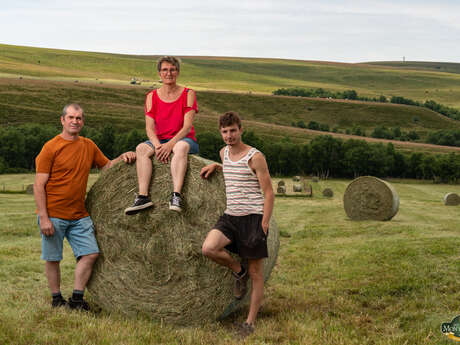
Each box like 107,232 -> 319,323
136,143 -> 154,157
173,141 -> 190,156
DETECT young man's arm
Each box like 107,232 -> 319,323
156,90 -> 197,162
249,153 -> 274,234
34,173 -> 54,236
200,147 -> 225,179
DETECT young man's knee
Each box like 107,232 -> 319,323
78,252 -> 99,264
201,242 -> 215,258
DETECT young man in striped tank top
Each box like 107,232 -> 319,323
200,111 -> 274,336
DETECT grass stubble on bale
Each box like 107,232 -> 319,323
343,176 -> 399,221
85,155 -> 280,325
444,192 -> 460,206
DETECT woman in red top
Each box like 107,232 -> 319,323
125,56 -> 199,214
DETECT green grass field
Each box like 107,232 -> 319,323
1,173 -> 460,344
2,44 -> 460,108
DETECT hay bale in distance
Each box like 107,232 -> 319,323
277,180 -> 285,187
322,188 -> 333,197
26,184 -> 34,195
444,193 -> 460,206
85,155 -> 280,325
277,185 -> 286,194
293,184 -> 302,192
343,176 -> 399,221
305,184 -> 313,197
312,176 -> 319,183
292,176 -> 300,182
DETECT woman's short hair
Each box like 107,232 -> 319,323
157,56 -> 181,73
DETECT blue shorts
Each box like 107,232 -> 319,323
145,137 -> 199,154
38,216 -> 99,261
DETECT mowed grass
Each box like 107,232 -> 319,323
1,78 -> 459,155
1,173 -> 460,344
2,44 -> 460,108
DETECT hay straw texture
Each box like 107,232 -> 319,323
292,176 -> 300,182
322,188 -> 333,197
444,192 -> 460,206
312,177 -> 319,183
277,180 -> 285,187
343,176 -> 399,221
85,155 -> 279,325
277,186 -> 286,194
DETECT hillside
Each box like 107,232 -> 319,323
2,44 -> 460,108
0,78 -> 459,155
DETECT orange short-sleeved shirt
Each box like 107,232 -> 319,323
36,135 -> 109,220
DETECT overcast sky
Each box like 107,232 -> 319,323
1,0 -> 459,63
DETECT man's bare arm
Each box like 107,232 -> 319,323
34,173 -> 54,236
249,153 -> 274,234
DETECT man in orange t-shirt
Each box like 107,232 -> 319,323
34,103 -> 136,310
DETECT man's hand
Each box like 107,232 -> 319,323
200,163 -> 220,179
39,216 -> 55,237
262,219 -> 269,235
120,151 -> 136,164
155,141 -> 174,163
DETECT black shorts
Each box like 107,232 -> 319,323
213,213 -> 268,259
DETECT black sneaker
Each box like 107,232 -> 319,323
169,193 -> 182,212
68,298 -> 90,311
51,295 -> 67,308
124,195 -> 153,215
232,267 -> 249,300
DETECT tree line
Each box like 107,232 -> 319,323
1,124 -> 459,183
273,87 -> 460,121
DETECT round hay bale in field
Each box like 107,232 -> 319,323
292,176 -> 300,182
312,176 -> 319,183
277,185 -> 286,194
444,193 -> 460,206
343,176 -> 399,221
85,155 -> 280,325
26,184 -> 34,195
322,188 -> 333,197
293,184 -> 302,192
277,180 -> 285,187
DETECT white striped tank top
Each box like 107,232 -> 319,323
223,146 -> 264,216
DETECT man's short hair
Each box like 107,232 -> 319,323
62,103 -> 84,119
157,56 -> 181,73
219,111 -> 242,129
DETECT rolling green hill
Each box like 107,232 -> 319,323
1,78 -> 459,155
2,43 -> 460,108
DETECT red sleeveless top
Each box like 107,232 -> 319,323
145,87 -> 198,141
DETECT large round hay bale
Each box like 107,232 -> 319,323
444,193 -> 460,206
26,184 -> 34,195
293,184 -> 302,192
292,176 -> 301,182
85,155 -> 279,325
277,180 -> 285,187
312,176 -> 319,183
343,176 -> 399,221
322,188 -> 333,197
277,185 -> 286,194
